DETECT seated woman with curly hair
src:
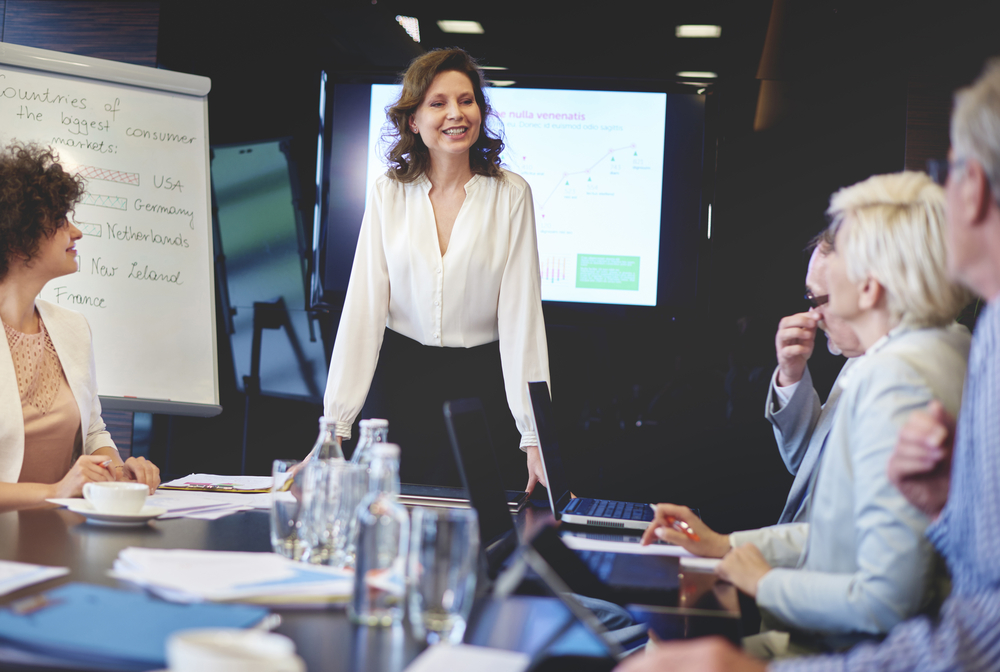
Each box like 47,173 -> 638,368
0,142 -> 159,511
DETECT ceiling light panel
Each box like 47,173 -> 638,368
437,20 -> 485,34
675,25 -> 722,38
395,15 -> 420,42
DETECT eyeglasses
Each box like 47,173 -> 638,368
804,290 -> 829,308
927,157 -> 967,186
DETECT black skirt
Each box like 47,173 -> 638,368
360,328 -> 526,491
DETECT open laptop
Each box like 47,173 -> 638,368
527,381 -> 654,531
443,397 -> 680,604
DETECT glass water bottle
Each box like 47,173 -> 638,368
308,416 -> 344,461
350,418 -> 389,467
349,443 -> 409,626
300,417 -> 344,563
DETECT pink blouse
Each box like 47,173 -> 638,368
4,318 -> 81,484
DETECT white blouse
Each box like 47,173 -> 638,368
324,169 -> 551,449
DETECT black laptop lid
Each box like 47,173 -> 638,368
527,381 -> 574,517
443,398 -> 518,554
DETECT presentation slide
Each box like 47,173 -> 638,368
366,86 -> 667,306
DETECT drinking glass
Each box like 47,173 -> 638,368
406,507 -> 479,643
301,461 -> 367,568
270,459 -> 304,560
328,464 -> 368,569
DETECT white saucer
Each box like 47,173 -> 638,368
48,499 -> 166,526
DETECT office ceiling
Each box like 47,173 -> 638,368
311,0 -> 1000,84
317,0 -> 773,82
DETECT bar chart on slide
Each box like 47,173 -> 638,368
366,86 -> 667,306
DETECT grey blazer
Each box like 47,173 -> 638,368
0,300 -> 116,483
754,324 -> 970,637
765,359 -> 857,524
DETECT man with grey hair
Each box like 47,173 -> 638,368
617,57 -> 1000,672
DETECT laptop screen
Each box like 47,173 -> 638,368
527,381 -> 574,517
443,398 -> 518,553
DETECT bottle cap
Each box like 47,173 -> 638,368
371,443 -> 400,459
368,418 -> 389,428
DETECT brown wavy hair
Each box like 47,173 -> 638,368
0,143 -> 86,280
384,48 -> 505,182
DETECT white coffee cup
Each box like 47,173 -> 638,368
167,629 -> 305,672
82,481 -> 148,514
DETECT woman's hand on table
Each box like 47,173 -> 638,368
715,543 -> 772,598
118,456 -> 161,493
524,444 -> 547,494
52,455 -> 115,498
641,503 -> 731,557
92,447 -> 161,493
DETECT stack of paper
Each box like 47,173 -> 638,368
147,490 -> 270,519
0,560 -> 68,596
404,644 -> 530,672
112,547 -> 353,606
160,473 -> 273,493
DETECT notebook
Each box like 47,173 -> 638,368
0,583 -> 269,670
527,381 -> 654,531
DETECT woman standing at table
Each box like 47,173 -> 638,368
324,48 -> 550,491
0,143 -> 160,511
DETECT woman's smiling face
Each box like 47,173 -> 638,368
410,70 -> 482,163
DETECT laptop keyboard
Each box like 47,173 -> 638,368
575,498 -> 654,522
576,550 -> 615,581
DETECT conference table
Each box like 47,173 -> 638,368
0,502 -> 740,672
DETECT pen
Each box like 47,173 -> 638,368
649,504 -> 701,542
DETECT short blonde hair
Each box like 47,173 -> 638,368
826,171 -> 972,328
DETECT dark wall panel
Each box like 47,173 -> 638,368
904,82 -> 953,172
2,0 -> 159,67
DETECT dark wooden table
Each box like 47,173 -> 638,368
0,504 -> 739,672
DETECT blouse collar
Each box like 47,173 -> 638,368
412,172 -> 482,193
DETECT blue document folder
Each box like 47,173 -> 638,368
0,583 -> 269,670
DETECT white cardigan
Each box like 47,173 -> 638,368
0,300 -> 116,483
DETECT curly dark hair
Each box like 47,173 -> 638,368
0,143 -> 85,281
384,48 -> 505,182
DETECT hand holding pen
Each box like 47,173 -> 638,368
51,455 -> 117,499
649,503 -> 702,542
641,503 -> 733,558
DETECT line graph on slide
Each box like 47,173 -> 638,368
537,144 -> 636,211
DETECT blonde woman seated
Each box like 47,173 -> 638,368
646,172 -> 972,652
0,143 -> 160,512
